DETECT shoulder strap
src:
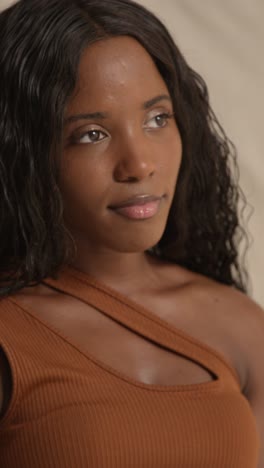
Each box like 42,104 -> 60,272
43,265 -> 241,390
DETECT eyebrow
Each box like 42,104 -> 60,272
65,94 -> 172,124
143,94 -> 171,109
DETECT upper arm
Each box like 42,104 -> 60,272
0,348 -> 12,420
209,282 -> 264,467
0,351 -> 4,416
237,297 -> 264,468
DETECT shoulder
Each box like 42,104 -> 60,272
0,295 -> 18,318
157,259 -> 262,327
206,283 -> 264,468
195,276 -> 264,467
166,264 -> 264,389
186,270 -> 264,374
0,347 -> 12,419
154,261 -> 261,384
175,264 -> 263,326
0,297 -> 14,419
195,272 -> 264,351
187,270 -> 264,400
161,260 -> 262,323
0,290 -> 51,421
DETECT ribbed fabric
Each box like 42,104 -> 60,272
0,265 -> 260,467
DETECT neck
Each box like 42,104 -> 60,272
68,247 -> 160,294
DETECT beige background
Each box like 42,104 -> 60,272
1,0 -> 263,306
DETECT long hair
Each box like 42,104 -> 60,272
0,0 -> 251,296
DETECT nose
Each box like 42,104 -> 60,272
113,132 -> 156,183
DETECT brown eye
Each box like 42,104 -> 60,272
76,129 -> 108,144
79,130 -> 106,143
89,130 -> 101,141
144,112 -> 174,129
155,114 -> 168,127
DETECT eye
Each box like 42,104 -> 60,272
76,129 -> 108,144
144,112 -> 174,130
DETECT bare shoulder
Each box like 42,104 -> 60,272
171,263 -> 263,322
192,270 -> 264,343
181,266 -> 264,349
157,262 -> 264,391
178,267 -> 264,390
193,273 -> 264,467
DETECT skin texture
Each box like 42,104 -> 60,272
61,35 -> 182,291
1,36 -> 264,467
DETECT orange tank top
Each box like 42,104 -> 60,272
0,266 -> 260,467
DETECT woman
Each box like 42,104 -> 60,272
0,0 -> 263,466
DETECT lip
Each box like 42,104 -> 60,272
109,194 -> 165,220
109,194 -> 164,209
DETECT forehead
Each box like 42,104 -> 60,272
69,36 -> 169,110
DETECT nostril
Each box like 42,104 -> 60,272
126,176 -> 140,182
113,160 -> 156,183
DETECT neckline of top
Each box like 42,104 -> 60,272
40,264 -> 241,392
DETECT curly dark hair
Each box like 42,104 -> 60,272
0,0 -> 251,296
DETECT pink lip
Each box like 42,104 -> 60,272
109,195 -> 163,209
110,199 -> 162,220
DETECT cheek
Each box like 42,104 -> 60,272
58,154 -> 110,212
165,139 -> 183,194
162,133 -> 182,176
176,139 -> 183,171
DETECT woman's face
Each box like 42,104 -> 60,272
60,36 -> 182,255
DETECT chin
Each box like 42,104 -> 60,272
110,229 -> 165,254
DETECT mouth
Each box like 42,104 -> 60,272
108,194 -> 165,220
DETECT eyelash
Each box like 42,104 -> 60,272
72,112 -> 175,145
144,112 -> 175,129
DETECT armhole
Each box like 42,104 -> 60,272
0,341 -> 20,428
